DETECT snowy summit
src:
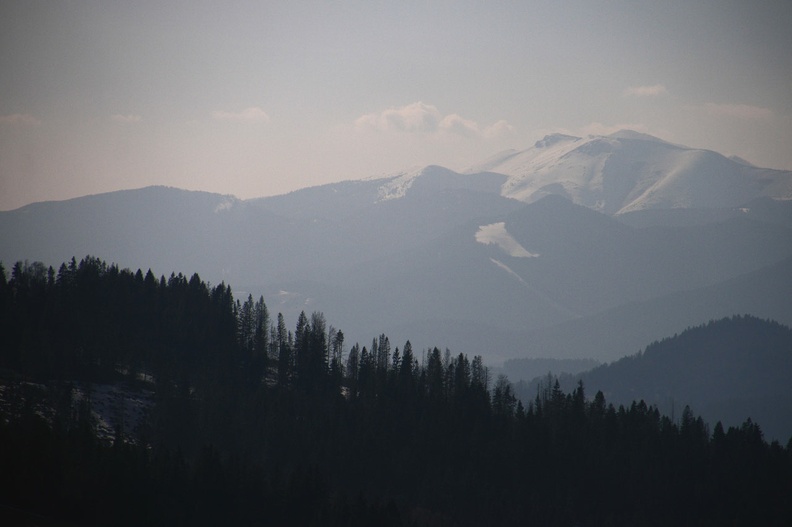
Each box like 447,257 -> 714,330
466,130 -> 792,214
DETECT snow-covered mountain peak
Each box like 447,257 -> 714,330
465,131 -> 792,214
467,134 -> 587,181
606,129 -> 665,142
369,165 -> 508,203
534,133 -> 580,149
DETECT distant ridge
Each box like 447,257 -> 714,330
532,316 -> 792,442
2,133 -> 791,366
465,130 -> 792,214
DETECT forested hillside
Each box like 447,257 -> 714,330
517,315 -> 792,442
1,257 -> 791,526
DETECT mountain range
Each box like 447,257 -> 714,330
2,130 -> 791,365
469,129 -> 792,213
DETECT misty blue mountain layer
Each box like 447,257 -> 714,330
1,131 -> 791,366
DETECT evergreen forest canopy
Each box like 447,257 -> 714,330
1,256 -> 791,526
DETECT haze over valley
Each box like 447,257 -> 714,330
3,131 -> 791,368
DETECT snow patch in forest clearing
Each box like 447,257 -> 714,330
475,222 -> 539,257
74,384 -> 154,444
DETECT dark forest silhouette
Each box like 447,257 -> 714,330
1,257 -> 790,526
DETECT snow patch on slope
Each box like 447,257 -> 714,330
489,258 -> 581,318
467,134 -> 582,178
476,222 -> 539,257
214,197 -> 238,213
75,383 -> 154,444
490,258 -> 531,285
374,167 -> 424,201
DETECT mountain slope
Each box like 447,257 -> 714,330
264,195 -> 792,359
503,255 -> 792,364
544,316 -> 792,442
468,131 -> 792,214
3,183 -> 792,363
0,186 -> 249,280
2,134 -> 791,364
478,196 -> 792,316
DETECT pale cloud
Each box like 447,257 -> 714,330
356,102 -> 513,139
0,113 -> 41,126
624,84 -> 668,97
439,113 -> 480,136
483,120 -> 515,138
211,106 -> 270,123
111,114 -> 142,123
355,102 -> 441,132
704,103 -> 773,120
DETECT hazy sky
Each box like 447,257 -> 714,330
1,1 -> 791,210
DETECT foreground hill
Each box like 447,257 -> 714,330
519,316 -> 792,442
2,257 -> 790,526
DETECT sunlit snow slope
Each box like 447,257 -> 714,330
466,130 -> 792,215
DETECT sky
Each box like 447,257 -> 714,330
1,0 -> 791,211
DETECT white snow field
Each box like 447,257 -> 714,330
475,222 -> 539,258
466,130 -> 792,215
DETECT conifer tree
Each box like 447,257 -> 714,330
276,313 -> 291,386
